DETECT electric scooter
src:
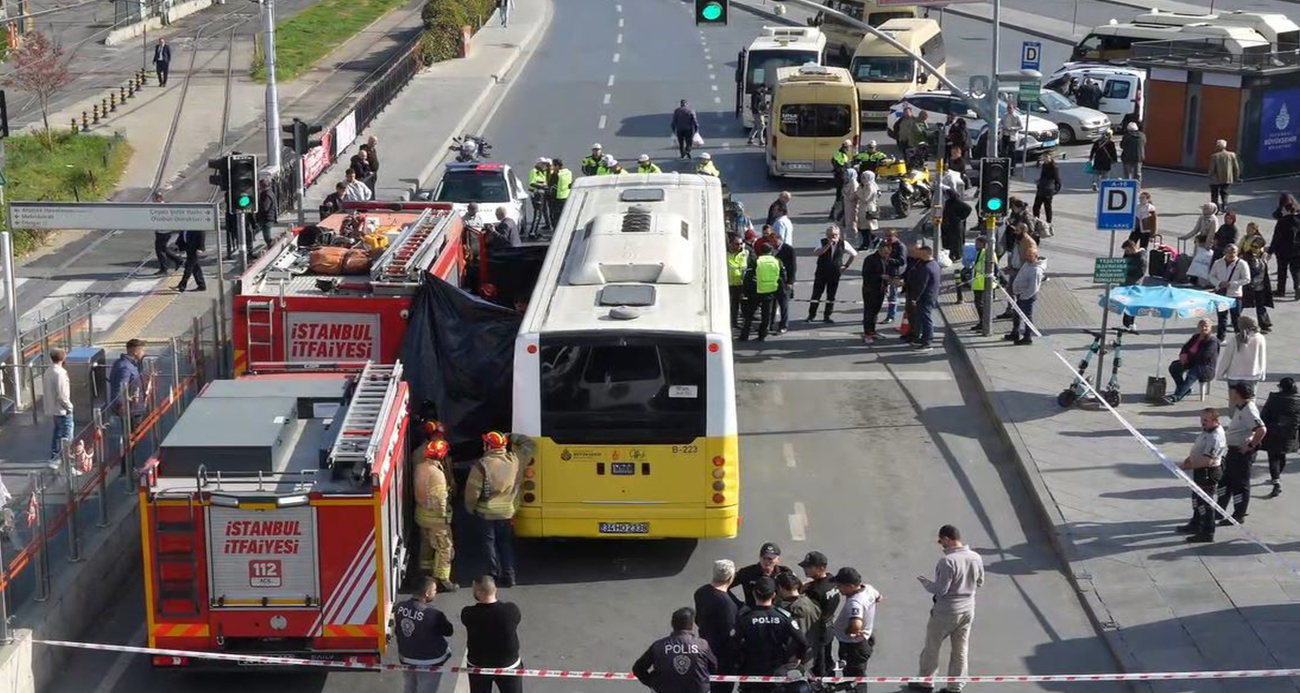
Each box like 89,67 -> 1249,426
1057,326 -> 1137,408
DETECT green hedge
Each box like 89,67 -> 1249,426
417,0 -> 498,66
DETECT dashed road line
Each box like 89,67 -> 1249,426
619,17 -> 624,27
615,3 -> 622,11
603,93 -> 611,105
711,84 -> 718,91
598,114 -> 607,129
607,74 -> 615,87
617,33 -> 623,44
782,442 -> 796,468
709,73 -> 716,80
789,502 -> 808,541
613,52 -> 620,63
714,96 -> 722,104
707,63 -> 714,70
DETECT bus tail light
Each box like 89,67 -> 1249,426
712,456 -> 725,467
526,344 -> 538,354
523,493 -> 536,504
524,467 -> 535,478
712,468 -> 724,479
712,493 -> 725,504
708,342 -> 720,353
712,481 -> 724,491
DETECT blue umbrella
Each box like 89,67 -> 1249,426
1099,285 -> 1237,375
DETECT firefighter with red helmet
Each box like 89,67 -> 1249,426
415,427 -> 457,593
464,431 -> 532,588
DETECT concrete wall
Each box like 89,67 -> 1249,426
105,0 -> 215,47
0,495 -> 141,693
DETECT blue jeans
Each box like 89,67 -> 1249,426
1168,360 -> 1202,401
1011,295 -> 1037,339
499,1 -> 510,25
482,518 -> 517,580
887,284 -> 898,320
915,296 -> 935,345
50,414 -> 74,460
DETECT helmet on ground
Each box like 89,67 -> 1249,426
422,420 -> 446,438
424,438 -> 450,460
699,152 -> 712,161
602,154 -> 617,167
638,154 -> 650,163
482,431 -> 508,450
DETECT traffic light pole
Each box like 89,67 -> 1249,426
980,0 -> 1002,336
236,214 -> 249,273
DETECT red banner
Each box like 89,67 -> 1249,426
302,130 -> 334,187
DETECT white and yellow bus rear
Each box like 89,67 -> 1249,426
735,27 -> 827,129
512,173 -> 738,539
767,64 -> 860,179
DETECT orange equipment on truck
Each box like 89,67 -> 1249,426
138,361 -> 411,668
232,202 -> 465,375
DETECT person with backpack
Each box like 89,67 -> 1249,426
1088,130 -> 1118,191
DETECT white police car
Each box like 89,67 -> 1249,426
885,91 -> 1059,159
426,162 -> 529,228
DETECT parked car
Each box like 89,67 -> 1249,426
1045,63 -> 1147,126
885,90 -> 1059,158
1000,86 -> 1111,144
422,162 -> 529,227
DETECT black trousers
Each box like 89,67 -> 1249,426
468,672 -> 522,693
729,285 -> 745,328
676,129 -> 694,158
1216,303 -> 1241,341
179,244 -> 205,290
1217,448 -> 1256,521
1032,193 -> 1054,223
741,294 -> 773,340
808,269 -> 843,319
1210,183 -> 1231,211
1192,465 -> 1223,536
155,60 -> 169,86
862,288 -> 884,335
1276,255 -> 1300,296
838,637 -> 874,693
549,195 -> 565,227
154,233 -> 182,271
1268,450 -> 1288,482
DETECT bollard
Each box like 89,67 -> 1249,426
31,474 -> 50,602
101,97 -> 109,118
121,401 -> 135,494
119,85 -> 127,102
0,532 -> 9,645
81,111 -> 89,131
27,363 -> 38,426
61,440 -> 82,562
127,79 -> 135,97
70,118 -> 78,133
92,103 -> 100,124
93,408 -> 109,527
110,92 -> 117,111
170,337 -> 181,404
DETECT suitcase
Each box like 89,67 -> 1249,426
1149,247 -> 1171,279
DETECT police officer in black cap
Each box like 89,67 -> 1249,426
634,607 -> 718,693
732,576 -> 807,693
732,542 -> 794,608
797,551 -> 838,676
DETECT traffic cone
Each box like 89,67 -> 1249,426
898,313 -> 910,336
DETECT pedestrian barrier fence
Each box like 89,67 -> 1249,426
0,298 -> 228,642
992,284 -> 1300,579
28,638 -> 1300,685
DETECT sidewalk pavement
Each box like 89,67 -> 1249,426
940,159 -> 1300,692
303,0 -> 554,207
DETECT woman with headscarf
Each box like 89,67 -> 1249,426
1261,377 -> 1300,498
1216,314 -> 1267,390
856,168 -> 880,250
1241,223 -> 1274,333
840,163 -> 861,249
1213,209 -> 1240,261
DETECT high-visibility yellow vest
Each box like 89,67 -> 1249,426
555,168 -> 573,199
697,161 -> 720,177
528,169 -> 547,188
597,165 -> 612,175
832,150 -> 850,168
727,250 -> 748,286
755,255 -> 780,294
971,248 -> 999,291
637,163 -> 662,173
581,156 -> 600,175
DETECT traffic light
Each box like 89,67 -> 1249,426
978,157 -> 1010,217
228,154 -> 258,214
280,118 -> 324,156
695,0 -> 727,25
207,156 -> 229,189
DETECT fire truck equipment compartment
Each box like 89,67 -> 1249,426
199,377 -> 352,419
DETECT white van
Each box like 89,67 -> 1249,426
1046,64 -> 1146,126
849,18 -> 944,125
736,27 -> 828,128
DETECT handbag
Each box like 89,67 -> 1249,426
1083,161 -> 1095,175
692,132 -> 705,147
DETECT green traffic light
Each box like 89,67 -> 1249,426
237,194 -> 252,208
701,1 -> 722,20
986,197 -> 1003,212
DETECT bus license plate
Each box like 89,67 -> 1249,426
611,462 -> 635,475
599,522 -> 649,534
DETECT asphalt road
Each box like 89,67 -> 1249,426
39,1 -> 1133,692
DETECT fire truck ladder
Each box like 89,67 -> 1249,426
244,298 -> 278,364
329,361 -> 404,477
370,209 -> 447,290
151,491 -> 202,615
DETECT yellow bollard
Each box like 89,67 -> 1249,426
92,104 -> 100,124
110,92 -> 118,111
81,112 -> 89,131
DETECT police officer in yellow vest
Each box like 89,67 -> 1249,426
582,143 -> 603,176
740,243 -> 786,342
854,140 -> 888,168
830,139 -> 852,221
528,158 -> 551,233
415,435 -> 458,593
695,152 -> 720,178
464,431 -> 533,588
550,158 -> 572,228
598,154 -> 624,175
726,233 -> 749,330
637,154 -> 662,174
969,234 -> 1000,328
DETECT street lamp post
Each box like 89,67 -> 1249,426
262,0 -> 281,172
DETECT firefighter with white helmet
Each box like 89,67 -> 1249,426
415,428 -> 457,593
582,143 -> 604,175
464,431 -> 533,588
637,154 -> 662,174
696,152 -> 720,178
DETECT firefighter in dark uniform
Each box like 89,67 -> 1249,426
732,577 -> 807,693
633,607 -> 718,693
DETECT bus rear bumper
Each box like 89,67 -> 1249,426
514,505 -> 738,539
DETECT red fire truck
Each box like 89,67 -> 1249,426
138,361 -> 411,668
232,203 -> 465,375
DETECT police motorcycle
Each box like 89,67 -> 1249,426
450,134 -> 493,162
889,145 -> 933,218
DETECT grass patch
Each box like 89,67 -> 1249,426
2,132 -> 133,256
252,0 -> 410,82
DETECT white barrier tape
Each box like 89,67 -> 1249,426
992,286 -> 1300,578
31,640 -> 1300,683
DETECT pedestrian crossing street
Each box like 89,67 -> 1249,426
0,275 -> 165,339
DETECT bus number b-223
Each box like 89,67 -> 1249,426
671,445 -> 699,454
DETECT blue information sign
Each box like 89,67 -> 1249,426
1021,41 -> 1041,71
1096,179 -> 1138,231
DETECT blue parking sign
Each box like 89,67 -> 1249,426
1021,41 -> 1041,71
1096,179 -> 1138,230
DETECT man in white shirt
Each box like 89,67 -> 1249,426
1209,243 -> 1249,341
772,213 -> 794,248
832,567 -> 882,693
42,348 -> 74,461
341,168 -> 372,202
1176,408 -> 1227,543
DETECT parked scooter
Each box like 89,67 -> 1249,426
450,134 -> 492,162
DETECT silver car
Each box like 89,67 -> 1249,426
1005,88 -> 1111,145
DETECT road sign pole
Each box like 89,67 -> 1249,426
1,228 -> 21,410
989,0 -> 1002,159
212,203 -> 228,376
1095,227 -> 1118,391
980,213 -> 996,335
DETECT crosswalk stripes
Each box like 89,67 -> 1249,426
20,280 -> 96,327
91,278 -> 162,335
0,277 -> 29,304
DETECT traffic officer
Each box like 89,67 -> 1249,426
732,577 -> 806,693
830,139 -> 852,220
415,436 -> 457,593
969,235 -> 999,328
550,158 -> 572,228
797,551 -> 838,676
633,607 -> 717,693
464,431 -> 533,588
582,143 -> 604,175
833,567 -> 882,693
637,154 -> 663,174
739,247 -> 785,343
395,576 -> 454,693
695,152 -> 720,178
726,233 -> 749,330
528,157 -> 551,232
598,154 -> 623,175
854,140 -> 888,168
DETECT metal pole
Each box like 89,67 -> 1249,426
932,157 -> 943,254
980,0 -> 1002,337
1071,0 -> 1079,38
93,407 -> 109,527
262,0 -> 282,171
990,0 -> 1002,160
2,231 -> 21,410
980,214 -> 996,335
61,439 -> 81,562
296,152 -> 306,225
1020,111 -> 1029,181
1095,228 -> 1118,389
32,474 -> 49,602
212,204 -> 228,377
169,336 -> 180,402
0,532 -> 9,644
236,213 -> 249,274
121,398 -> 134,484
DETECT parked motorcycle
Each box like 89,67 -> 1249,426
890,154 -> 932,218
450,134 -> 493,162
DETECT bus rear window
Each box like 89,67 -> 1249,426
779,104 -> 853,137
747,50 -> 821,90
538,335 -> 706,444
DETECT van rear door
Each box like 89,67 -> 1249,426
1099,76 -> 1139,124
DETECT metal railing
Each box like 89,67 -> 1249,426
1129,38 -> 1300,70
0,298 -> 227,643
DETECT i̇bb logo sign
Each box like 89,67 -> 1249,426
249,560 -> 283,588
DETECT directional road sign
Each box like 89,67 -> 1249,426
1096,179 -> 1139,231
1021,41 -> 1041,71
1093,258 -> 1129,284
1017,80 -> 1040,110
8,202 -> 218,231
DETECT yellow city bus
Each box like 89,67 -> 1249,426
768,64 -> 860,178
851,18 -> 944,125
511,173 -> 738,539
810,0 -> 925,66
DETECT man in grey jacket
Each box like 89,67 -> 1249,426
909,524 -> 985,693
1006,246 -> 1044,346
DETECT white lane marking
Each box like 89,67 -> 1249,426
617,33 -> 623,44
720,141 -> 730,148
603,93 -> 611,105
714,96 -> 722,104
741,370 -> 953,382
619,17 -> 624,27
92,278 -> 159,334
789,502 -> 808,542
607,74 -> 615,87
91,624 -> 145,693
598,114 -> 607,129
21,279 -> 96,322
782,442 -> 796,468
453,651 -> 471,693
615,3 -> 621,10
711,84 -> 718,91
709,73 -> 716,80
0,277 -> 29,303
707,63 -> 714,70
613,52 -> 620,63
